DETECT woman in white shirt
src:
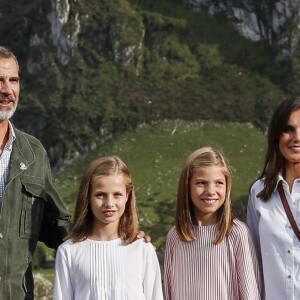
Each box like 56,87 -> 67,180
247,96 -> 300,300
53,156 -> 163,300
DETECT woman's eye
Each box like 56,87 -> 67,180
114,193 -> 123,198
283,125 -> 294,133
196,181 -> 205,186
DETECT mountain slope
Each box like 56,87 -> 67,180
0,0 -> 286,169
55,119 -> 266,253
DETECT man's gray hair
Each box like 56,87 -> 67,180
0,46 -> 19,70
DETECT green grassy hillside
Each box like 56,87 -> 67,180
54,119 -> 266,262
6,0 -> 286,169
33,119 -> 266,290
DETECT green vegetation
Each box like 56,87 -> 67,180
34,119 -> 266,280
1,0 -> 289,168
35,268 -> 55,283
55,120 -> 266,259
32,244 -> 46,270
6,0 -> 300,294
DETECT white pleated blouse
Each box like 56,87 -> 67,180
53,238 -> 163,300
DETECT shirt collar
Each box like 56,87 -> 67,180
6,121 -> 16,150
275,174 -> 300,191
274,174 -> 285,191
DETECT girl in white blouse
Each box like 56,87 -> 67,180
247,96 -> 300,300
164,147 -> 262,300
53,156 -> 163,300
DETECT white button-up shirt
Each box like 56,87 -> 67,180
0,122 -> 15,204
247,176 -> 300,300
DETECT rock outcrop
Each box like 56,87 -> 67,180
185,0 -> 300,56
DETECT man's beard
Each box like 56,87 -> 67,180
0,99 -> 18,121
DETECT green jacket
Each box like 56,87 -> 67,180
0,126 -> 71,299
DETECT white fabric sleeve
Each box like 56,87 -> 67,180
143,243 -> 164,300
53,244 -> 73,300
246,186 -> 262,267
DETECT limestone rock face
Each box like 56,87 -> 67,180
49,0 -> 80,66
21,0 -> 300,72
184,0 -> 300,55
25,0 -> 144,74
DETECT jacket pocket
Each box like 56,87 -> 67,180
20,176 -> 46,240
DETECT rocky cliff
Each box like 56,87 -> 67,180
184,0 -> 300,56
22,0 -> 300,76
0,0 -> 287,169
26,0 -> 144,74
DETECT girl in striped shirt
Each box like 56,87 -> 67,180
164,147 -> 261,300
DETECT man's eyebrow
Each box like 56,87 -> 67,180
0,75 -> 19,78
0,76 -> 20,81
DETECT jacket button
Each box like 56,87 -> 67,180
0,233 -> 3,239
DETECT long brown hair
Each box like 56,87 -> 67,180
175,147 -> 233,244
67,156 -> 139,244
258,96 -> 300,201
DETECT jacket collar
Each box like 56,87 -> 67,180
7,125 -> 35,182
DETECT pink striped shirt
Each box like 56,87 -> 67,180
164,219 -> 262,300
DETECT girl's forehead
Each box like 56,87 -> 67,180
92,174 -> 126,185
192,165 -> 225,176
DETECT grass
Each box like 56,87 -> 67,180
34,119 -> 266,279
134,0 -> 291,91
35,268 -> 55,283
55,119 -> 266,255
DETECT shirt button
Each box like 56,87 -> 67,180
288,250 -> 291,253
288,275 -> 291,278
289,226 -> 292,229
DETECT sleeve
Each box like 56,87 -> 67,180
53,244 -> 74,300
246,186 -> 263,274
39,156 -> 71,249
233,222 -> 262,300
163,231 -> 174,300
143,243 -> 164,300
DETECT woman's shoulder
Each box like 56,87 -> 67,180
230,219 -> 251,237
167,226 -> 176,236
56,239 -> 82,259
128,239 -> 158,259
166,226 -> 180,241
57,238 -> 81,250
250,178 -> 265,193
58,239 -> 74,249
131,238 -> 155,250
165,226 -> 185,251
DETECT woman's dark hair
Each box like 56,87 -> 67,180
258,96 -> 300,201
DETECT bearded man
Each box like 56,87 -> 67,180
0,46 -> 71,300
